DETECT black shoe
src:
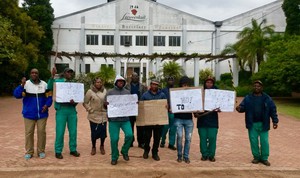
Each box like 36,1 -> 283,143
209,157 -> 216,162
138,143 -> 145,149
168,145 -> 176,150
121,151 -> 129,161
152,154 -> 160,161
177,157 -> 182,163
252,159 -> 260,164
111,160 -> 117,165
70,151 -> 80,157
201,156 -> 208,161
143,151 -> 149,159
55,153 -> 63,159
261,160 -> 271,166
183,158 -> 190,164
160,143 -> 165,148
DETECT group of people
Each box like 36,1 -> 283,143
14,67 -> 279,167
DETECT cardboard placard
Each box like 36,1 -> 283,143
136,99 -> 168,126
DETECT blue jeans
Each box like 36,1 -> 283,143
174,118 -> 194,159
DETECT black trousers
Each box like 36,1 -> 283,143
144,125 -> 163,155
130,116 -> 145,145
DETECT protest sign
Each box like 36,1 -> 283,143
55,82 -> 84,103
170,87 -> 203,113
136,99 -> 168,126
204,89 -> 236,112
107,94 -> 138,118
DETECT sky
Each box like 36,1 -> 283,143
47,0 -> 278,21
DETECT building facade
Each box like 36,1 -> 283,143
51,0 -> 286,86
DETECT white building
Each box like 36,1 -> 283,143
51,0 -> 286,86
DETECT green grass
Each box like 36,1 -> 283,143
274,98 -> 300,120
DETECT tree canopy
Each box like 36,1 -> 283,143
282,0 -> 300,35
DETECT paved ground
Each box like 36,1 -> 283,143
0,96 -> 300,177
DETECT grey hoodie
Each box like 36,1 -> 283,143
105,75 -> 131,122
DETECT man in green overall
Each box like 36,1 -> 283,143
48,67 -> 80,159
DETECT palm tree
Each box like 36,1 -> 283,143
236,19 -> 275,72
158,61 -> 185,82
98,65 -> 116,87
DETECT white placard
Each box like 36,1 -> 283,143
107,94 -> 138,118
204,89 -> 236,112
55,82 -> 84,103
170,87 -> 203,113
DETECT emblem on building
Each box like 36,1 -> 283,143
120,5 -> 146,22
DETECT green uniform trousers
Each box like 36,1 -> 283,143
55,106 -> 78,153
198,128 -> 218,158
161,113 -> 176,146
248,122 -> 269,161
109,121 -> 133,161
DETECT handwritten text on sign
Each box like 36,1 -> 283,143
170,87 -> 203,113
107,94 -> 138,118
204,89 -> 236,112
55,82 -> 84,103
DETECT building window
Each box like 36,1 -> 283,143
102,35 -> 114,45
120,35 -> 132,46
136,36 -> 147,46
86,35 -> 99,45
85,64 -> 91,73
169,36 -> 181,46
154,36 -> 165,46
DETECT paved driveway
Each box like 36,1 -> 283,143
0,97 -> 299,177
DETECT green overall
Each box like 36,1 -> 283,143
248,122 -> 269,161
109,121 -> 133,161
48,78 -> 78,154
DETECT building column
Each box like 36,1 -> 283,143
232,58 -> 239,87
78,16 -> 86,74
194,58 -> 200,86
214,21 -> 222,81
181,58 -> 186,73
140,60 -> 144,83
123,61 -> 127,78
155,58 -> 161,79
114,3 -> 121,76
146,60 -> 150,86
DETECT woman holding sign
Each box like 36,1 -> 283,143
194,77 -> 220,162
83,78 -> 107,156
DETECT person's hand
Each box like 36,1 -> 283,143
70,99 -> 75,104
273,123 -> 278,129
51,67 -> 57,78
89,109 -> 94,114
21,77 -> 26,87
236,106 -> 241,112
193,110 -> 202,117
41,105 -> 48,113
213,107 -> 221,112
104,101 -> 109,106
